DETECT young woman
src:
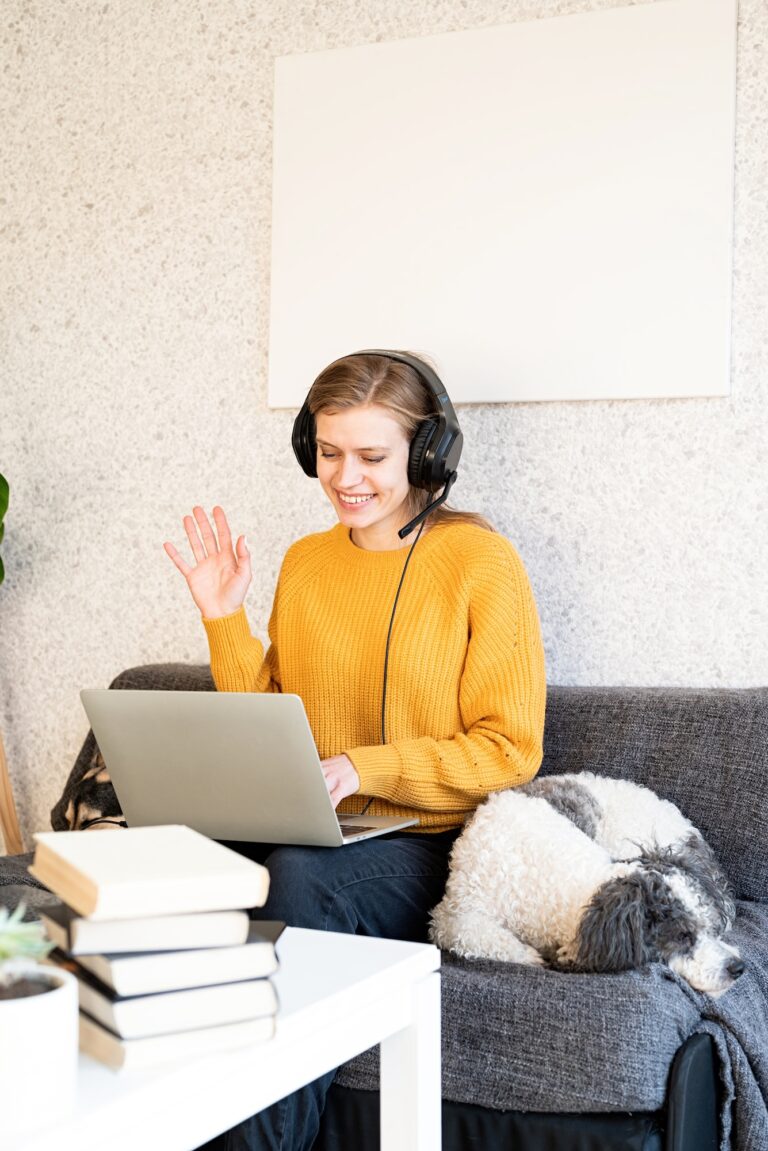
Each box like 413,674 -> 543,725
165,350 -> 546,1151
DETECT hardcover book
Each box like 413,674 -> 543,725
49,950 -> 278,1040
79,1010 -> 275,1070
70,922 -> 279,996
39,903 -> 252,955
29,825 -> 270,920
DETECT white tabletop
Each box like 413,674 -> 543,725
7,928 -> 441,1151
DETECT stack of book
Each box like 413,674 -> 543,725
29,824 -> 282,1071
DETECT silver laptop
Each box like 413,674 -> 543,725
80,689 -> 417,846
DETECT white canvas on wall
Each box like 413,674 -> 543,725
268,0 -> 737,406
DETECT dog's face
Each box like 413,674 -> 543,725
666,934 -> 743,996
562,845 -> 743,996
640,836 -> 742,996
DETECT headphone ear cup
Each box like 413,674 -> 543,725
291,403 -> 318,477
408,419 -> 438,489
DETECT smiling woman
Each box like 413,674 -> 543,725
165,350 -> 546,1151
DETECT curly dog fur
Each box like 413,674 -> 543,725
429,773 -> 743,996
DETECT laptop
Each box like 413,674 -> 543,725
79,689 -> 417,847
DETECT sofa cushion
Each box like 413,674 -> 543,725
0,884 -> 61,913
337,900 -> 767,1115
538,687 -> 768,901
0,853 -> 57,914
335,954 -> 700,1112
0,852 -> 41,891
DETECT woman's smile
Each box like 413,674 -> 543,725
335,491 -> 377,507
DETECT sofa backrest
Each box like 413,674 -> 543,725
111,663 -> 216,692
104,668 -> 767,902
540,686 -> 768,902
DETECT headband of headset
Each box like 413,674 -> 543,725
291,349 -> 463,493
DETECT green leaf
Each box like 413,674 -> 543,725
0,903 -> 54,964
0,472 -> 7,586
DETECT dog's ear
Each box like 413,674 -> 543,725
679,833 -> 736,934
571,874 -> 655,973
639,834 -> 735,935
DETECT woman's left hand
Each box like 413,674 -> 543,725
320,754 -> 360,808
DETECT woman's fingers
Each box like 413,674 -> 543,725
183,514 -> 207,563
320,755 -> 360,809
321,763 -> 338,803
193,505 -> 220,557
172,507 -> 245,604
235,534 -> 250,567
212,506 -> 234,555
163,541 -> 192,577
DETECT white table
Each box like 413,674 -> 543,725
7,928 -> 441,1151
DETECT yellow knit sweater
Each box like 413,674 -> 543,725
203,522 -> 546,833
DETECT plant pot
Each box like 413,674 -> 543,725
0,964 -> 79,1141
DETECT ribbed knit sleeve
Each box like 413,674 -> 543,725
202,603 -> 281,694
345,540 -> 546,813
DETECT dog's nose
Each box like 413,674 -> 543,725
727,958 -> 745,979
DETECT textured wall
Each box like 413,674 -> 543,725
1,0 -> 766,849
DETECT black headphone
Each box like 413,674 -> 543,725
291,349 -> 463,494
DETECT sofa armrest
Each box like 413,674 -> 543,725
665,1032 -> 719,1151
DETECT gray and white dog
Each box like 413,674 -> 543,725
429,772 -> 743,996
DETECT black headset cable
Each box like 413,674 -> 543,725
358,517 -> 426,817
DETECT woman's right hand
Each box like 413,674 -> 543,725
163,506 -> 252,619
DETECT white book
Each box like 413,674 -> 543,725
29,825 -> 270,920
73,923 -> 279,996
79,1010 -> 275,1070
39,903 -> 252,955
50,951 -> 278,1039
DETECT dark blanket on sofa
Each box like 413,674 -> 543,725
693,902 -> 768,1151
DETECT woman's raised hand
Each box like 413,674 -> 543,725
164,506 -> 251,619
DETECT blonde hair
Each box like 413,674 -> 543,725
308,352 -> 494,533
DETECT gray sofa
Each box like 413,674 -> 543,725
2,668 -> 767,1151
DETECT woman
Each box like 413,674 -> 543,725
165,350 -> 546,1150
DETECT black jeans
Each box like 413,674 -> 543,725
199,829 -> 459,1151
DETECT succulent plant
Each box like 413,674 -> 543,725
0,904 -> 54,988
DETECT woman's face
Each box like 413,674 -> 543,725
314,404 -> 412,549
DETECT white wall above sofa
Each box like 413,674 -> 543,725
269,0 -> 737,405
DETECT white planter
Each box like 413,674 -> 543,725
0,965 -> 79,1142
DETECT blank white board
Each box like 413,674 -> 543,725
268,0 -> 736,406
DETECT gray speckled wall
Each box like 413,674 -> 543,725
1,0 -> 766,849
